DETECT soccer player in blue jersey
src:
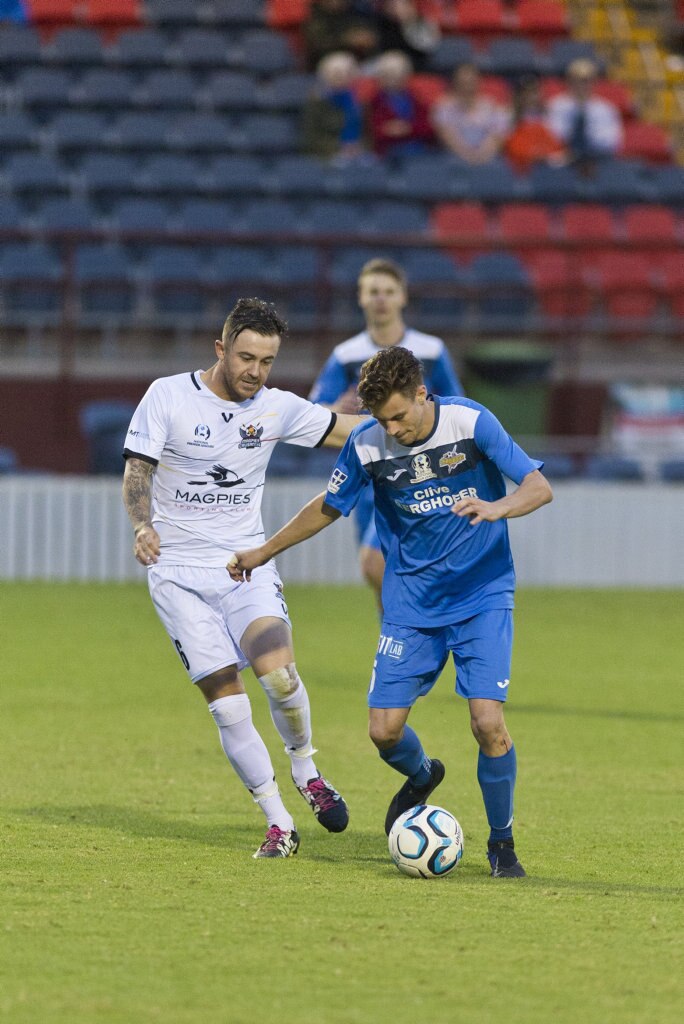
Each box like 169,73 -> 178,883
229,346 -> 553,877
309,258 -> 463,610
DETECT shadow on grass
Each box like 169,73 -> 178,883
508,704 -> 679,724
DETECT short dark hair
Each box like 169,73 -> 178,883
358,258 -> 407,291
222,297 -> 288,346
357,347 -> 423,411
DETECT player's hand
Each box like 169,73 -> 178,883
227,548 -> 266,582
453,497 -> 503,526
134,523 -> 161,565
331,386 -> 360,415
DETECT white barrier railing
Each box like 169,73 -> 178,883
0,476 -> 682,586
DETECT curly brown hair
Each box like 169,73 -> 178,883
222,297 -> 288,346
357,346 -> 423,412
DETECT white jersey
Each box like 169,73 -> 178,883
124,370 -> 334,566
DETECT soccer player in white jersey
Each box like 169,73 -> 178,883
309,258 -> 463,611
122,298 -> 363,859
229,347 -> 553,877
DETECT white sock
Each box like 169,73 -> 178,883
258,666 -> 319,787
208,693 -> 294,831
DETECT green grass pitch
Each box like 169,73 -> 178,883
1,583 -> 682,1024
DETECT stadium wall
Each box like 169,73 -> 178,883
0,477 -> 682,587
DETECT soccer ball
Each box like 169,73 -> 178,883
388,804 -> 463,878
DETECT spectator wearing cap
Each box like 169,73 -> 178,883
431,63 -> 511,165
546,58 -> 623,165
368,50 -> 435,157
303,0 -> 380,72
504,75 -> 566,173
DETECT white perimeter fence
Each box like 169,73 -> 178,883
0,476 -> 682,587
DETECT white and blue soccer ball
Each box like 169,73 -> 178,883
388,804 -> 464,878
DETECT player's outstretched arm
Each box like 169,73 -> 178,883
228,492 -> 340,582
322,412 -> 366,447
454,469 -> 553,526
122,457 -> 161,565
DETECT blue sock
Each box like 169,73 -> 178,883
477,745 -> 517,844
379,725 -> 432,786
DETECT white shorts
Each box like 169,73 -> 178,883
147,562 -> 291,683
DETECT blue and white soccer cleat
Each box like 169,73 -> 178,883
253,826 -> 300,859
295,774 -> 349,833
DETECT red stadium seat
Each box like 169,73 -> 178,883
431,202 -> 490,264
480,75 -> 512,105
593,80 -> 636,120
497,204 -> 553,256
516,1 -> 570,45
560,203 -> 616,267
267,0 -> 310,30
620,121 -> 673,164
591,252 -> 658,319
658,252 -> 684,319
408,74 -> 448,108
623,205 -> 678,245
84,1 -> 141,29
25,0 -> 77,33
457,1 -> 510,48
527,250 -> 591,318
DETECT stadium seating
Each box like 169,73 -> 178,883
584,455 -> 645,481
660,458 -> 684,482
79,399 -> 138,475
0,242 -> 62,317
45,26 -> 104,66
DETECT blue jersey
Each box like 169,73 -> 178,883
309,328 -> 463,405
323,397 -> 543,627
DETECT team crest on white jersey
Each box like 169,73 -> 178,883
189,424 -> 213,448
327,468 -> 348,494
409,453 -> 436,483
238,423 -> 264,449
439,447 -> 466,473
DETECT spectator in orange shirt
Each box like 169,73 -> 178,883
504,75 -> 566,173
368,50 -> 435,157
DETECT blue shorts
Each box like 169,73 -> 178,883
368,609 -> 513,708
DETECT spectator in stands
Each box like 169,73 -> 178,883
374,0 -> 441,72
368,50 -> 435,158
431,63 -> 511,165
504,74 -> 567,173
302,51 -> 369,163
303,0 -> 380,72
0,0 -> 27,21
546,58 -> 623,168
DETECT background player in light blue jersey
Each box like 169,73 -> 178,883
309,258 -> 463,611
229,347 -> 553,877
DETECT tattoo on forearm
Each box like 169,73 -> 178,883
123,459 -> 155,531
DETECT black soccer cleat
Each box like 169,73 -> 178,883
294,774 -> 349,833
384,758 -> 445,836
487,840 -> 526,878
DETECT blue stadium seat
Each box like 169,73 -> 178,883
304,199 -> 372,235
370,200 -> 429,234
235,30 -> 295,74
145,246 -> 208,317
592,159 -> 654,203
133,69 -> 198,110
403,249 -> 468,324
144,0 -> 200,27
110,198 -> 173,233
329,247 -> 398,284
0,446 -> 19,474
388,154 -> 470,202
240,198 -> 302,234
70,68 -> 137,109
272,246 -> 320,284
269,155 -> 328,197
549,39 -> 603,75
234,113 -> 298,153
79,400 -> 137,475
0,197 -> 23,228
531,453 -> 578,479
660,458 -> 684,482
48,111 -> 109,155
114,28 -> 169,67
74,244 -> 137,317
529,163 -> 592,203
167,113 -> 235,154
481,38 -> 551,78
175,198 -> 242,234
206,154 -> 269,196
0,242 -> 62,316
46,27 -> 104,67
200,71 -> 259,110
210,245 -> 273,283
79,153 -> 140,198
0,111 -> 38,152
324,160 -> 393,198
0,25 -> 41,68
135,155 -> 204,196
3,153 -> 69,197
257,72 -> 313,111
466,159 -> 532,202
584,455 -> 644,481
33,197 -> 98,231
109,111 -> 174,152
172,28 -> 233,68
470,251 -> 534,324
210,0 -> 266,27
15,68 -> 73,111
427,36 -> 475,74
651,165 -> 684,205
